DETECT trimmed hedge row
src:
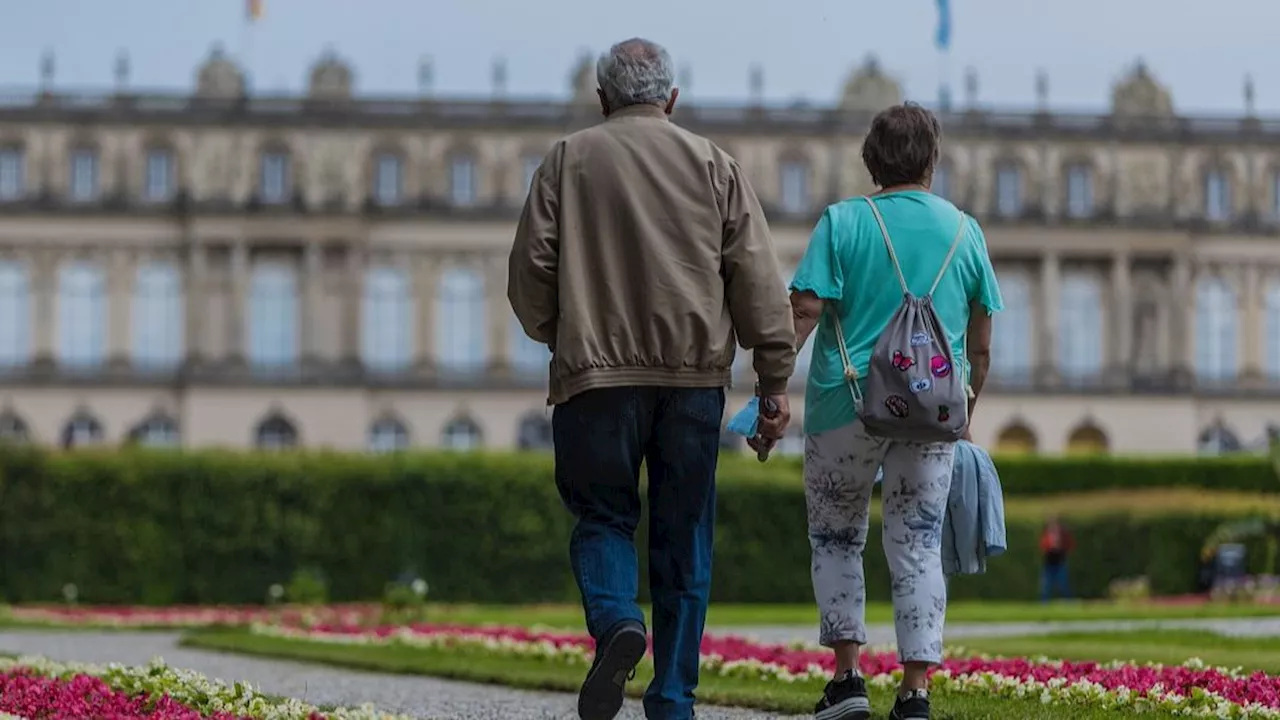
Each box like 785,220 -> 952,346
0,447 -> 1274,606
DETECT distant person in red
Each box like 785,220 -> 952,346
1039,515 -> 1074,602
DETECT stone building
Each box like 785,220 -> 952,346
0,47 -> 1275,454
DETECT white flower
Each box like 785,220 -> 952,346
411,578 -> 428,597
61,583 -> 78,603
268,584 -> 285,600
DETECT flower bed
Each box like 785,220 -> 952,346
0,655 -> 410,720
251,622 -> 1280,718
1,604 -> 383,630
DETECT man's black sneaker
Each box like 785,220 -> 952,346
578,620 -> 647,720
813,670 -> 871,720
888,689 -> 931,720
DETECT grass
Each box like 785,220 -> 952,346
961,629 -> 1280,675
422,599 -> 1280,629
181,629 -> 1190,719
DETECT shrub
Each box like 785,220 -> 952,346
0,446 -> 1274,605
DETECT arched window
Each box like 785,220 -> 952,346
509,312 -> 550,378
1058,272 -> 1103,381
57,262 -> 107,369
1066,423 -> 1109,455
994,422 -> 1037,454
516,412 -> 552,450
361,266 -> 413,372
0,410 -> 29,443
248,263 -> 299,369
436,267 -> 486,375
991,272 -> 1033,383
0,260 -> 30,368
368,415 -> 409,453
441,416 -> 482,451
129,414 -> 180,448
778,160 -> 810,215
994,161 -> 1022,218
254,413 -> 298,450
1195,275 -> 1237,383
372,152 -> 403,207
1263,279 -> 1280,382
61,411 -> 104,449
131,262 -> 184,370
1205,168 -> 1232,222
1064,162 -> 1094,219
449,153 -> 477,207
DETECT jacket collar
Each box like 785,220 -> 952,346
607,103 -> 670,121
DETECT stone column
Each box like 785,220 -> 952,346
301,242 -> 323,363
227,242 -> 248,363
486,253 -> 509,372
31,249 -> 56,366
106,250 -> 132,368
184,243 -> 207,364
1037,252 -> 1061,383
1242,263 -> 1261,378
1110,252 -> 1132,379
1170,253 -> 1194,386
413,253 -> 440,373
341,245 -> 363,366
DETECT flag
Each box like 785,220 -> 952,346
935,0 -> 952,51
247,0 -> 263,22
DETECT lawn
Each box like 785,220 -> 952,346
961,628 -> 1280,674
424,598 -> 1280,629
182,629 -> 1192,719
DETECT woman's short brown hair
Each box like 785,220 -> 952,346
860,102 -> 942,188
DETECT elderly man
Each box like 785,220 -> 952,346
508,37 -> 795,720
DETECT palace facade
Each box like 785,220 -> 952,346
0,46 -> 1276,454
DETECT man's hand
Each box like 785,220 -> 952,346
747,393 -> 791,457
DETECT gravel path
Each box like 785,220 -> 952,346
0,630 -> 807,720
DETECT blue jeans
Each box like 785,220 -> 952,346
553,386 -> 725,720
1040,562 -> 1071,602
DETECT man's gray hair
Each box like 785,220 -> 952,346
596,38 -> 675,109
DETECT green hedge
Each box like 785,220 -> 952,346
0,447 -> 1273,606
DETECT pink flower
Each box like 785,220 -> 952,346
0,668 -> 251,719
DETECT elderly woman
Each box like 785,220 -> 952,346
787,103 -> 1002,720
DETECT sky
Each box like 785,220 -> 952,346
0,0 -> 1274,115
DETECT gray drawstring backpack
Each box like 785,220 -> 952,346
830,196 -> 970,443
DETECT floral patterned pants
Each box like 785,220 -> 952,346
803,419 -> 956,664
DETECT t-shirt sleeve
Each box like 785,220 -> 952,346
967,218 -> 1004,315
790,208 -> 844,301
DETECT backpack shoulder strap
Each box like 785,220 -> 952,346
862,196 -> 910,295
926,210 -> 970,298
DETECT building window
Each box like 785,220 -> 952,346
931,162 -> 951,201
143,148 -> 174,203
259,150 -> 291,204
521,154 -> 542,197
1195,275 -> 1237,383
436,267 -> 486,375
57,262 -> 107,369
1058,273 -> 1104,381
994,162 -> 1022,218
0,411 -> 28,443
1064,163 -> 1094,219
0,261 -> 30,368
509,312 -> 550,378
779,161 -> 809,214
361,266 -> 413,372
129,414 -> 180,448
0,147 -> 24,201
373,153 -> 402,206
368,416 -> 409,453
247,263 -> 299,369
61,412 -> 104,448
1205,169 -> 1231,222
1263,280 -> 1280,382
254,414 -> 298,450
516,412 -> 553,450
450,155 -> 477,206
991,272 -> 1033,383
69,147 -> 99,203
131,262 -> 183,370
441,416 -> 482,450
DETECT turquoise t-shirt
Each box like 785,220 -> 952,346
790,191 -> 1004,435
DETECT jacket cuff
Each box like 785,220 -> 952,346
757,376 -> 789,395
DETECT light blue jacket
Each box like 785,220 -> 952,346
874,440 -> 1007,575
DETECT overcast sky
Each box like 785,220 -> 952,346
0,0 -> 1271,115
